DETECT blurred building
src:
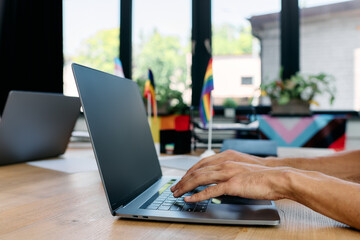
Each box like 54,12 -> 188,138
212,55 -> 261,106
250,0 -> 360,110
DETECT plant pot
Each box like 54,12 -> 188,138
157,101 -> 170,115
271,99 -> 311,115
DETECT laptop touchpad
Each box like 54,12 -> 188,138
211,195 -> 271,205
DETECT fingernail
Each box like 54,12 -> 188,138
173,190 -> 178,197
184,196 -> 192,202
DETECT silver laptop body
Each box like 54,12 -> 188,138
0,91 -> 81,166
72,63 -> 280,225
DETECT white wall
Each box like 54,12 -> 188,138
256,21 -> 281,85
258,9 -> 360,110
300,11 -> 360,110
355,48 -> 360,111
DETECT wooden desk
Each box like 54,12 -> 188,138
0,145 -> 359,240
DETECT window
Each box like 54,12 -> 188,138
132,0 -> 192,113
241,77 -> 253,85
299,0 -> 360,110
212,0 -> 281,106
63,0 -> 120,97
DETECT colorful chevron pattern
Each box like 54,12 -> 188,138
257,114 -> 347,150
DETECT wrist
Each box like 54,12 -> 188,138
277,168 -> 326,201
263,157 -> 289,168
264,156 -> 315,170
269,167 -> 296,199
268,167 -> 316,200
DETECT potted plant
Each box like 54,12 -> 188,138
136,78 -> 189,115
260,72 -> 336,115
223,98 -> 237,118
157,86 -> 189,115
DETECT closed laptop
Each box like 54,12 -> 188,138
0,91 -> 81,166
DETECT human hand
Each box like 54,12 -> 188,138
171,160 -> 291,203
183,150 -> 267,177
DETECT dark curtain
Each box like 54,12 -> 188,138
0,0 -> 63,115
120,0 -> 132,79
281,0 -> 300,80
191,0 -> 212,107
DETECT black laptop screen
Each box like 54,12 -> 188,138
72,64 -> 162,213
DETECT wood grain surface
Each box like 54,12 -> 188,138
0,146 -> 359,240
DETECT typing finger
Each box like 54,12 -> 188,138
184,183 -> 227,203
172,164 -> 222,192
184,150 -> 239,177
185,154 -> 221,175
171,153 -> 230,192
173,170 -> 227,198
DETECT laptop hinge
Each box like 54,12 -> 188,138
113,203 -> 129,214
114,176 -> 163,213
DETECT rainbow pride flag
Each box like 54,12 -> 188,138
144,69 -> 157,121
114,57 -> 125,78
199,58 -> 214,126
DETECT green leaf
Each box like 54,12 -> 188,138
278,94 -> 290,105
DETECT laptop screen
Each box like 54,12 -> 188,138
72,64 -> 162,213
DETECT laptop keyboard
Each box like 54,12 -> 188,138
141,180 -> 210,212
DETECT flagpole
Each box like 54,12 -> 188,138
207,93 -> 213,151
147,93 -> 151,126
201,93 -> 216,159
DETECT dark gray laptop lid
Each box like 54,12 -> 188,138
72,63 -> 162,214
0,91 -> 81,165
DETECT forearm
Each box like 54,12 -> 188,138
283,169 -> 360,229
265,150 -> 360,182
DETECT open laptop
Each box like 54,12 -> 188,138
0,91 -> 81,166
72,63 -> 280,225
